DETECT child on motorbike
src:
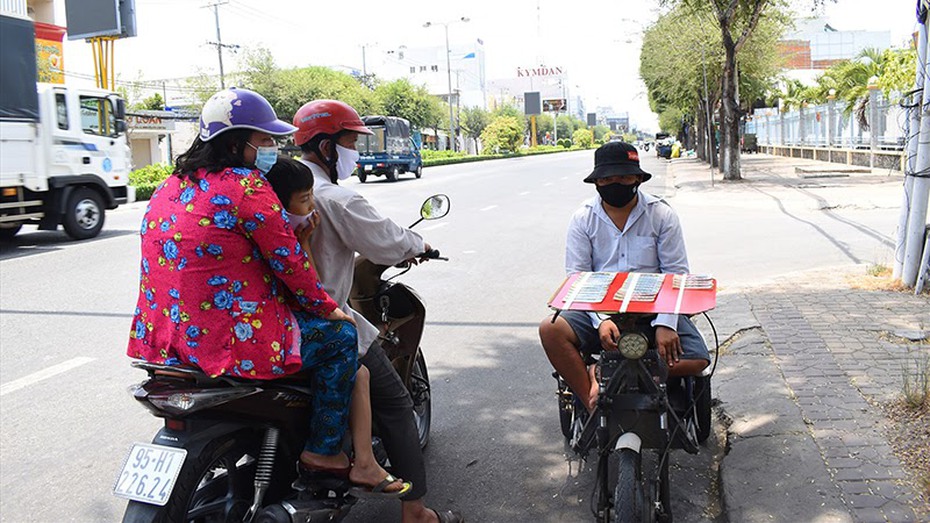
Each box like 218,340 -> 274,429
264,156 -> 412,498
127,88 -> 360,493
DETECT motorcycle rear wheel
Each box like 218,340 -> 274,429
613,449 -> 647,523
410,352 -> 432,450
122,433 -> 258,523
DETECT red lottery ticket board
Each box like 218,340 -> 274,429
548,272 -> 717,315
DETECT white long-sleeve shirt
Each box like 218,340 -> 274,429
565,192 -> 689,330
303,161 -> 426,355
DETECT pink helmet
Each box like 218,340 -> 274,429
292,100 -> 373,146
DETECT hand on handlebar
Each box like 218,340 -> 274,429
655,326 -> 682,368
326,307 -> 357,327
598,320 -> 620,352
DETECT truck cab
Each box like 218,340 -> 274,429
1,84 -> 132,240
355,115 -> 423,183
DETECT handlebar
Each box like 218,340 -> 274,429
421,248 -> 448,261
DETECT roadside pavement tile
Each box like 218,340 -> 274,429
847,494 -> 889,509
836,480 -> 872,494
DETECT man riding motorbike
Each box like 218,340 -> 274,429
293,99 -> 464,523
538,141 -> 710,413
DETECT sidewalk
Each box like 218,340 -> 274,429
669,154 -> 929,522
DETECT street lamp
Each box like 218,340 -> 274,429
424,16 -> 469,152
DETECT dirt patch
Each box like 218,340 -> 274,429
846,265 -> 930,294
875,399 -> 930,519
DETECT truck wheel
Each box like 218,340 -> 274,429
358,171 -> 368,183
0,223 -> 22,242
415,165 -> 423,179
63,187 -> 105,240
386,167 -> 398,182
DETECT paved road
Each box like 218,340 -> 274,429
0,150 -> 899,522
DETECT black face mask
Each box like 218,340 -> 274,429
597,182 -> 639,208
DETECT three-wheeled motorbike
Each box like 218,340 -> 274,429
548,271 -> 718,523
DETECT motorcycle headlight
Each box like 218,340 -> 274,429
617,332 -> 648,360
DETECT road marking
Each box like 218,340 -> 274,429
420,222 -> 449,232
544,182 -> 554,187
1,357 -> 96,396
462,250 -> 477,254
480,205 -> 498,211
519,191 -> 531,196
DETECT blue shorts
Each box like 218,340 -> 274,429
559,310 -> 710,363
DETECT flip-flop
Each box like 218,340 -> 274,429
431,508 -> 465,523
348,473 -> 413,499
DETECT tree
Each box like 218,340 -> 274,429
138,92 -> 165,111
238,47 -> 378,121
592,125 -> 611,142
373,78 -> 445,131
573,128 -> 594,148
645,1 -> 788,170
461,106 -> 490,153
481,115 -> 524,153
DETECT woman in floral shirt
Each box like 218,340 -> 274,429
127,88 -> 357,473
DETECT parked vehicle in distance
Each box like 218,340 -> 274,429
0,13 -> 133,241
652,133 -> 671,159
355,116 -> 423,183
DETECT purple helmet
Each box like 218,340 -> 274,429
199,87 -> 297,142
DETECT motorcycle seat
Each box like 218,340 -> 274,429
132,360 -> 314,389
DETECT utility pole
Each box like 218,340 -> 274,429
423,17 -> 469,152
204,1 -> 238,89
902,12 -> 930,288
895,19 -> 927,279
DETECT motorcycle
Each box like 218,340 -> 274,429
548,272 -> 718,523
115,194 -> 450,523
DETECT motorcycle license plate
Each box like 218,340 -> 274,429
113,443 -> 187,506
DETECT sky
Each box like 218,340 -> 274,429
52,0 -> 920,133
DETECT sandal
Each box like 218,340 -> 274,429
348,473 -> 413,499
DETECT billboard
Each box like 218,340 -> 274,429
543,99 -> 566,112
65,0 -> 136,39
524,92 -> 541,116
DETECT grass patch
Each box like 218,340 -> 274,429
846,263 -> 923,293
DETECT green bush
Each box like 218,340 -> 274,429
557,138 -> 572,149
573,129 -> 594,149
130,163 -> 173,200
421,149 -> 468,160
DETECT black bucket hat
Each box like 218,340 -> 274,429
584,141 -> 652,183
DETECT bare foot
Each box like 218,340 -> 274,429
586,364 -> 599,412
349,461 -> 407,493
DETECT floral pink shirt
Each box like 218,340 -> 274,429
127,167 -> 338,379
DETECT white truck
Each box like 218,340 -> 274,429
1,13 -> 133,241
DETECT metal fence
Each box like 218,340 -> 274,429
745,92 -> 907,150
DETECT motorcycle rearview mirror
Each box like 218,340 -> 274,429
409,194 -> 450,228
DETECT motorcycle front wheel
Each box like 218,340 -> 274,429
410,352 -> 432,450
613,449 -> 647,523
122,433 -> 258,523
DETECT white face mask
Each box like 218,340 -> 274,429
285,209 -> 316,230
335,144 -> 360,181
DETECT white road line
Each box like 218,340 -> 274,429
480,205 -> 498,211
519,191 -> 531,196
1,357 -> 96,396
543,182 -> 554,187
419,222 -> 449,232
